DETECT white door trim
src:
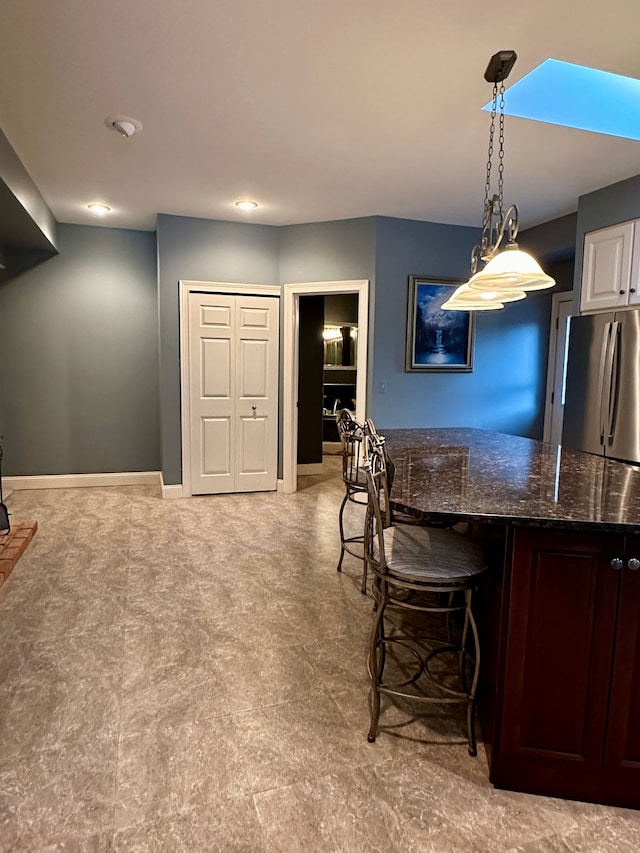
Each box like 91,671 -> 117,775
282,279 -> 369,494
179,280 -> 281,497
543,291 -> 574,443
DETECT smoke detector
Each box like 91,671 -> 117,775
105,115 -> 143,138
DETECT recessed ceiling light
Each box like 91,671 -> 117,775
235,200 -> 258,210
104,115 -> 143,138
88,203 -> 111,215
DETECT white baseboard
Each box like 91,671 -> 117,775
4,471 -> 161,491
297,463 -> 325,475
161,475 -> 184,500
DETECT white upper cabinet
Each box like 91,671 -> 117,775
581,221 -> 636,313
629,224 -> 640,307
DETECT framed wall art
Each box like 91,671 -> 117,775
405,276 -> 475,372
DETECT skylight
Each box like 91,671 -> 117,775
483,58 -> 640,142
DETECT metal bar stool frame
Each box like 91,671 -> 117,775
335,410 -> 369,592
363,440 -> 487,756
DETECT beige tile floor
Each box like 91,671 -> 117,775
1,459 -> 640,851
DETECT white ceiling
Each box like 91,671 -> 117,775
1,1 -> 639,232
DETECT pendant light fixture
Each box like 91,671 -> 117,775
445,51 -> 555,311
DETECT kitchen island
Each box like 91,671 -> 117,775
382,428 -> 640,809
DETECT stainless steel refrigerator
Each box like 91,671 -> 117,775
562,310 -> 640,465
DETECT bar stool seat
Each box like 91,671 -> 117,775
375,525 -> 486,582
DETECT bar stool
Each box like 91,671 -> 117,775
363,439 -> 488,755
336,410 -> 369,591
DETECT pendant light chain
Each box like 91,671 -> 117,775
481,82 -> 498,251
482,80 -> 507,254
497,80 -> 506,220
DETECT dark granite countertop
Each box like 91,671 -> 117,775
382,428 -> 640,533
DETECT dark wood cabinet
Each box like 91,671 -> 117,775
491,527 -> 640,808
603,554 -> 640,805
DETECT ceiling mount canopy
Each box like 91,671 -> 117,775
484,50 -> 518,84
444,50 -> 555,312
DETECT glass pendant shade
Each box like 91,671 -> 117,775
442,298 -> 504,311
451,283 -> 526,305
442,285 -> 505,311
467,244 -> 556,293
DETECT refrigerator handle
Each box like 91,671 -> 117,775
606,321 -> 621,444
598,322 -> 613,445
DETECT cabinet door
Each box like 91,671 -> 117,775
628,223 -> 640,306
492,528 -> 622,802
603,555 -> 640,808
581,222 -> 634,313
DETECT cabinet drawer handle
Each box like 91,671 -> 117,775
611,557 -> 624,570
620,290 -> 626,295
631,288 -> 637,293
628,557 -> 640,571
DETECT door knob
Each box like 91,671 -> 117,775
628,557 -> 640,571
611,557 -> 624,570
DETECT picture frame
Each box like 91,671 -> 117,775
405,276 -> 475,372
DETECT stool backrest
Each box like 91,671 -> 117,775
337,410 -> 366,486
363,439 -> 392,576
364,419 -> 396,491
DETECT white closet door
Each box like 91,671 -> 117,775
234,296 -> 279,492
188,292 -> 278,494
189,293 -> 235,494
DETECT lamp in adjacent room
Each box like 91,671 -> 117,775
322,326 -> 343,341
445,51 -> 555,311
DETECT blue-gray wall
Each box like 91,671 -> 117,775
518,213 -> 577,264
156,215 -> 280,485
0,208 -> 573,480
158,213 -> 568,481
573,173 -> 640,310
0,224 -> 159,476
372,216 -> 552,439
278,218 -> 376,283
